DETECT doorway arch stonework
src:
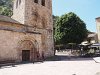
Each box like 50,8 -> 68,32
17,38 -> 39,62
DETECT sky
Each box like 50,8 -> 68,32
52,0 -> 100,32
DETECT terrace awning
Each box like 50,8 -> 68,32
91,43 -> 100,47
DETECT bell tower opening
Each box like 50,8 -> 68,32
41,0 -> 45,6
16,0 -> 18,8
34,0 -> 38,3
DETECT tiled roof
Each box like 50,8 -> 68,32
96,17 -> 100,22
88,33 -> 97,38
0,15 -> 20,24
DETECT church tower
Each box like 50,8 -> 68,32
12,0 -> 54,57
12,0 -> 52,29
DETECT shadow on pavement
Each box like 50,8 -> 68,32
0,61 -> 44,69
45,55 -> 94,61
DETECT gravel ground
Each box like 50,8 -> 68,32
0,54 -> 100,75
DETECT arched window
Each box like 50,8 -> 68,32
41,0 -> 45,6
16,0 -> 18,8
34,0 -> 38,3
19,0 -> 21,5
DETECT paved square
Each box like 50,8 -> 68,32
0,57 -> 100,75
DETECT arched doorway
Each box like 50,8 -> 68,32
18,40 -> 39,62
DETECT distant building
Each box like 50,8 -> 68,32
87,32 -> 98,43
96,17 -> 100,42
81,32 -> 98,45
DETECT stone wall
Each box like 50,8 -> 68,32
25,0 -> 53,29
24,0 -> 54,57
0,29 -> 42,62
0,21 -> 54,62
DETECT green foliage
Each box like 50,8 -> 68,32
54,12 -> 87,45
53,15 -> 59,39
53,15 -> 59,27
0,6 -> 13,16
0,0 -> 13,16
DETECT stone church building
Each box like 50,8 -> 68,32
0,0 -> 54,62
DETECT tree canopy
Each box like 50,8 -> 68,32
53,15 -> 59,27
54,12 -> 87,45
0,0 -> 13,16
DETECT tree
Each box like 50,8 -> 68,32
53,15 -> 59,26
0,6 -> 13,16
54,12 -> 87,45
0,0 -> 13,16
53,15 -> 59,52
53,15 -> 59,35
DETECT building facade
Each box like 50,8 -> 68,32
81,32 -> 98,45
96,17 -> 100,42
0,0 -> 54,62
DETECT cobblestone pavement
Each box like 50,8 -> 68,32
0,54 -> 100,75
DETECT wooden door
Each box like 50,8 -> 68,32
22,50 -> 30,61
